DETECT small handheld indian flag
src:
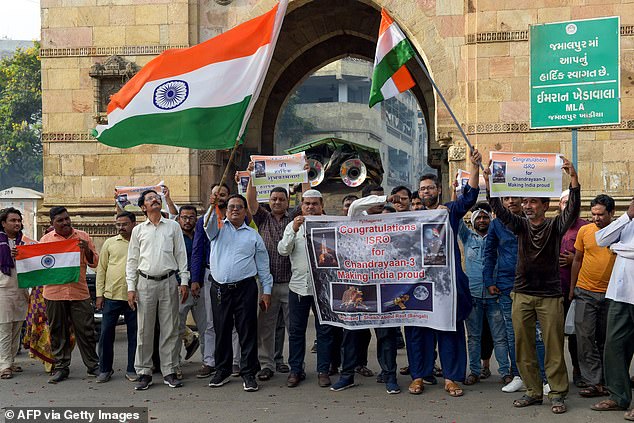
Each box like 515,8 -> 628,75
369,9 -> 416,108
15,239 -> 80,289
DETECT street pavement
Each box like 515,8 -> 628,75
1,319 -> 632,423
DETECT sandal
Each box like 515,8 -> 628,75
513,394 -> 543,407
10,365 -> 22,373
408,378 -> 424,395
480,367 -> 491,379
444,381 -> 463,397
625,409 -> 634,421
355,366 -> 374,377
551,397 -> 567,414
502,375 -> 513,385
591,399 -> 626,411
0,368 -> 13,379
399,365 -> 410,375
580,385 -> 609,398
464,373 -> 480,385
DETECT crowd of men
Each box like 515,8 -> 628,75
1,148 -> 634,418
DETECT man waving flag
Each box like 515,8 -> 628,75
369,8 -> 416,108
94,0 -> 288,150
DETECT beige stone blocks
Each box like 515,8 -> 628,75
497,9 -> 537,30
125,25 -> 160,44
61,155 -> 85,176
109,6 -> 136,25
537,7 -> 572,23
93,26 -> 126,45
42,27 -> 92,48
134,4 -> 167,25
489,57 -> 514,78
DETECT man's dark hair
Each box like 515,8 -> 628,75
419,173 -> 440,187
227,194 -> 248,209
590,194 -> 615,213
391,185 -> 412,199
49,206 -> 68,221
0,207 -> 22,225
210,183 -> 230,193
411,191 -> 420,200
116,211 -> 136,223
342,194 -> 359,205
138,190 -> 159,208
270,187 -> 289,198
179,205 -> 198,216
362,184 -> 384,197
471,202 -> 492,213
382,205 -> 396,213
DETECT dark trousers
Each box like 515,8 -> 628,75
564,295 -> 580,373
342,327 -> 398,383
210,278 -> 259,377
604,301 -> 634,408
331,326 -> 343,369
99,298 -> 137,373
574,287 -> 609,386
274,307 -> 286,365
481,317 -> 493,361
357,329 -> 371,367
405,324 -> 467,382
287,292 -> 333,374
46,299 -> 99,371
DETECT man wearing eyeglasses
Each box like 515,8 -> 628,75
205,194 -> 273,392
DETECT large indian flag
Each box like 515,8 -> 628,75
15,239 -> 80,289
369,9 -> 416,108
94,0 -> 288,150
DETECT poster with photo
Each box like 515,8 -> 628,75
304,210 -> 456,331
488,152 -> 564,198
235,171 -> 289,203
114,181 -> 165,212
455,169 -> 487,202
250,152 -> 308,186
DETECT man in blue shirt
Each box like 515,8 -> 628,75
204,194 -> 273,392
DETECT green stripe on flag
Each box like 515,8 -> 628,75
369,39 -> 416,108
97,97 -> 251,150
17,267 -> 80,289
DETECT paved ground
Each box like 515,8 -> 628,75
1,320 -> 632,423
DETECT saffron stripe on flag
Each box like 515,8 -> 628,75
15,239 -> 80,260
391,65 -> 416,92
375,23 -> 408,66
17,267 -> 81,289
16,251 -> 81,274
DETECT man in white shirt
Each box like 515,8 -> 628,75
126,189 -> 189,391
590,197 -> 634,418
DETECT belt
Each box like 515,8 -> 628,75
208,275 -> 254,290
139,270 -> 176,281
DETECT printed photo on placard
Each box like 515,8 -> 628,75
380,283 -> 433,312
311,227 -> 340,269
421,223 -> 447,267
254,160 -> 266,178
492,161 -> 507,184
331,283 -> 378,313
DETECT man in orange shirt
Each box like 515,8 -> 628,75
41,206 -> 99,384
569,195 -> 616,397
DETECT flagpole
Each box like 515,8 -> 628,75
411,52 -> 484,171
203,136 -> 241,227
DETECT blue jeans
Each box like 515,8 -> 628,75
99,298 -> 137,373
287,292 -> 333,374
465,297 -> 510,377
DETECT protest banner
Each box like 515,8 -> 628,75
115,181 -> 165,211
456,169 -> 487,202
236,171 -> 289,203
488,152 -> 563,198
304,210 -> 456,331
250,152 -> 308,186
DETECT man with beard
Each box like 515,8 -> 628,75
568,194 -> 616,397
278,190 -> 337,388
406,148 -> 483,398
459,203 -> 510,388
126,190 -> 190,390
95,212 -> 138,383
411,192 -> 424,211
190,184 -> 241,378
41,206 -> 99,384
486,158 -> 580,414
205,194 -> 272,392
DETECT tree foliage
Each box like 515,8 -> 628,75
0,41 -> 42,190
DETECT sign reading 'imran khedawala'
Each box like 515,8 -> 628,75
530,16 -> 620,129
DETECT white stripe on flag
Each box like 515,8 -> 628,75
16,251 -> 81,274
375,23 -> 407,66
380,77 -> 400,100
102,43 -> 272,130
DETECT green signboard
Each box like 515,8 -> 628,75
530,17 -> 620,129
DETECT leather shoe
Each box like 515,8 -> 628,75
287,372 -> 305,388
48,369 -> 69,384
318,372 -> 331,387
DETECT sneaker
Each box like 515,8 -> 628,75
318,372 -> 331,387
276,363 -> 290,373
86,366 -> 100,377
125,372 -> 139,382
48,369 -> 69,384
543,383 -> 551,396
231,364 -> 240,377
386,381 -> 401,394
164,373 -> 183,388
422,375 -> 438,385
197,365 -> 215,379
257,368 -> 274,381
208,371 -> 231,387
134,375 -> 153,390
243,374 -> 259,392
330,376 -> 355,391
95,371 -> 114,383
184,336 -> 200,361
502,376 -> 525,393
